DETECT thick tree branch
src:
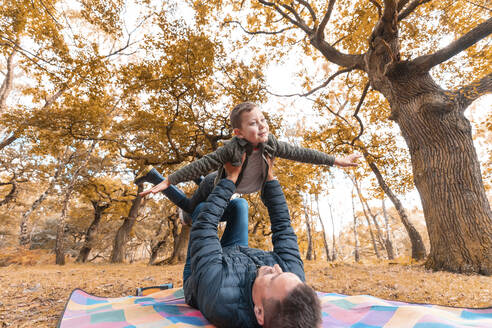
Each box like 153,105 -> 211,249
351,82 -> 370,145
280,2 -> 311,32
315,0 -> 337,42
370,0 -> 382,17
398,0 -> 432,21
267,66 -> 355,97
0,133 -> 17,151
0,180 -> 16,206
311,40 -> 365,69
457,71 -> 492,110
397,0 -> 411,12
412,17 -> 492,72
258,0 -> 312,34
296,0 -> 317,23
463,0 -> 491,12
382,0 -> 398,22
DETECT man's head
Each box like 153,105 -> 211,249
230,102 -> 269,146
252,264 -> 321,327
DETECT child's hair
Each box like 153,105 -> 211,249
230,102 -> 257,129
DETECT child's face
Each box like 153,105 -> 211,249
234,107 -> 269,146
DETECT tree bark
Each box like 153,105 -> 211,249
76,201 -> 109,263
364,152 -> 427,260
388,71 -> 492,274
315,194 -> 331,261
110,184 -> 144,263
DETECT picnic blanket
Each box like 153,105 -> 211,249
58,288 -> 492,328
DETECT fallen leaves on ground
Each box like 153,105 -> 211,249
0,260 -> 490,327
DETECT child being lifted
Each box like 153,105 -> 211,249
138,102 -> 360,221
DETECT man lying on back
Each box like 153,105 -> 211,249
184,157 -> 321,328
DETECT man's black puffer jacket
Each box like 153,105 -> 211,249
183,179 -> 305,328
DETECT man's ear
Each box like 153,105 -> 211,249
254,305 -> 264,326
233,128 -> 244,138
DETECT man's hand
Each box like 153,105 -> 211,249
224,153 -> 246,183
139,179 -> 170,197
334,153 -> 362,167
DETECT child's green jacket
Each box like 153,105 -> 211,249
167,133 -> 335,191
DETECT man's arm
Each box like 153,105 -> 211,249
261,160 -> 304,279
187,178 -> 236,314
186,156 -> 244,318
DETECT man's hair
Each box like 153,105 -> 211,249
230,102 -> 257,129
263,283 -> 321,328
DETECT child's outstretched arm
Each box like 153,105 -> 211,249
139,145 -> 231,197
333,153 -> 361,167
273,135 -> 360,167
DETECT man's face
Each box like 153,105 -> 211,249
253,264 -> 302,305
234,107 -> 269,146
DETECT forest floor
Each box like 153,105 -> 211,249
0,260 -> 491,327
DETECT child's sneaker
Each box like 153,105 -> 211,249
134,166 -> 155,185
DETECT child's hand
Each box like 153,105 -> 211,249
224,153 -> 246,183
334,153 -> 362,167
139,179 -> 170,197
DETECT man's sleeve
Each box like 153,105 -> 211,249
274,137 -> 335,166
188,179 -> 236,313
261,180 -> 305,280
167,146 -> 230,185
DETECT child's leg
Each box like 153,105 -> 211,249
220,198 -> 249,248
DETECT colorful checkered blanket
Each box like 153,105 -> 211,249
58,288 -> 492,327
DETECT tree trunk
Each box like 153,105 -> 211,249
55,186 -> 73,265
329,204 -> 337,261
381,198 -> 395,260
351,175 -> 381,258
19,157 -> 65,247
55,144 -> 95,265
363,151 -> 427,260
351,189 -> 360,263
0,180 -> 16,207
303,199 -> 313,261
162,209 -> 191,264
380,69 -> 492,274
315,194 -> 331,261
110,184 -> 144,263
76,201 -> 109,263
